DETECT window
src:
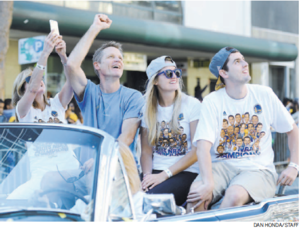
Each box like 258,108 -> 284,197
34,1 -> 183,25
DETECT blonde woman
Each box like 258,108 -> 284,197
12,31 -> 73,123
140,56 -> 201,206
8,32 -> 79,199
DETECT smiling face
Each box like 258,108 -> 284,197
244,137 -> 251,146
223,120 -> 228,129
257,124 -> 263,133
244,113 -> 249,123
252,116 -> 259,125
217,146 -> 224,154
235,114 -> 241,123
222,52 -> 251,85
155,65 -> 180,92
220,129 -> 225,138
227,126 -> 234,135
163,129 -> 169,137
228,116 -> 235,125
236,138 -> 243,147
94,47 -> 124,79
248,123 -> 254,131
234,127 -> 240,135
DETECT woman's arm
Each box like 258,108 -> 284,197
142,120 -> 198,190
56,40 -> 74,108
18,31 -> 60,118
140,127 -> 153,189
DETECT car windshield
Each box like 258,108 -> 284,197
0,125 -> 103,220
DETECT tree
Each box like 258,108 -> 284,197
0,1 -> 14,99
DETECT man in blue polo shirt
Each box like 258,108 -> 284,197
65,14 -> 144,168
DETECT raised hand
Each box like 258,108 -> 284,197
43,31 -> 62,56
55,39 -> 66,58
91,14 -> 112,31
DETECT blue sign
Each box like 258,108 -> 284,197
18,36 -> 46,65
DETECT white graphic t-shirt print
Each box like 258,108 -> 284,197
193,84 -> 294,173
216,106 -> 265,160
141,94 -> 201,173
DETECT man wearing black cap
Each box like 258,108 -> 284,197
186,47 -> 299,212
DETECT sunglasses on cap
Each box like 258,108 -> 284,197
157,68 -> 182,79
25,76 -> 44,84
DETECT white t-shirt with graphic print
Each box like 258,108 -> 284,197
142,94 -> 201,173
193,84 -> 294,174
16,94 -> 66,124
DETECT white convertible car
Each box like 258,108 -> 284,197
0,123 -> 298,222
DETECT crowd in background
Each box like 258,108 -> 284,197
283,97 -> 299,126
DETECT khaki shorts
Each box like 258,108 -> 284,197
194,161 -> 278,204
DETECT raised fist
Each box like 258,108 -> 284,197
92,14 -> 112,30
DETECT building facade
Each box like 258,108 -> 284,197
3,1 -> 299,102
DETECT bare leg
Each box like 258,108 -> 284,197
186,180 -> 213,213
219,185 -> 253,209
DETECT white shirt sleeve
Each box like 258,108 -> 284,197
269,88 -> 294,133
16,102 -> 33,122
193,97 -> 217,146
52,93 -> 68,111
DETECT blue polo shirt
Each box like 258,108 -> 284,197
75,80 -> 144,164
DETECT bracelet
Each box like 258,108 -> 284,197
288,162 -> 299,171
143,172 -> 151,177
164,169 -> 173,178
36,63 -> 46,70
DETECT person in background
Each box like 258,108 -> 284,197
3,98 -> 15,121
65,98 -> 83,125
194,77 -> 208,102
0,99 -> 8,123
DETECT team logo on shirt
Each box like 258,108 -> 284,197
254,104 -> 262,114
51,111 -> 58,117
178,113 -> 184,121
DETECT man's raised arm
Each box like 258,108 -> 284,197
65,14 -> 112,98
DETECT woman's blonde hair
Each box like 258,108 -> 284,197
119,142 -> 141,195
12,67 -> 49,108
144,63 -> 183,146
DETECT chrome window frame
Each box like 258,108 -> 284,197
97,141 -> 136,221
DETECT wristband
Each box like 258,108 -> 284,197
288,162 -> 299,171
143,172 -> 151,177
164,169 -> 173,178
36,63 -> 46,70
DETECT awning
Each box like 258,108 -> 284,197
11,1 -> 298,61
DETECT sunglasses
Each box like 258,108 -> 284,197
157,69 -> 182,79
25,76 -> 44,84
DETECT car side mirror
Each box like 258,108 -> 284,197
142,194 -> 186,220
